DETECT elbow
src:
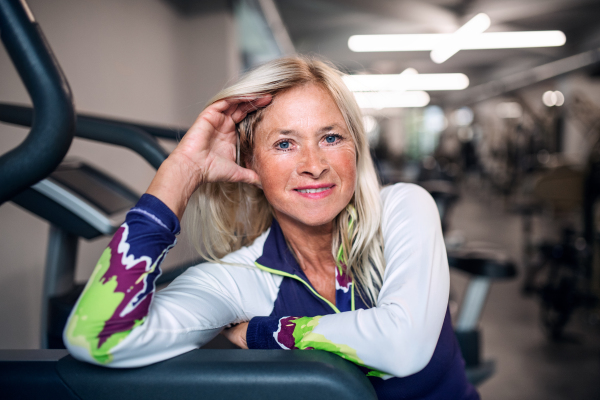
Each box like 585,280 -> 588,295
376,311 -> 438,377
382,336 -> 433,377
62,321 -> 119,367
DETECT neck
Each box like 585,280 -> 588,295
274,211 -> 336,275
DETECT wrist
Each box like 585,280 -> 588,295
146,156 -> 200,220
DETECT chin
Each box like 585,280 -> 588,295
279,207 -> 343,228
298,216 -> 336,228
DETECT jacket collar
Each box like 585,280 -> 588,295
255,218 -> 303,277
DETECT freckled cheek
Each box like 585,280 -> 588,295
332,149 -> 357,191
254,155 -> 295,199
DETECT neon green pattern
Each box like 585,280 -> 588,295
65,247 -> 143,364
290,316 -> 364,365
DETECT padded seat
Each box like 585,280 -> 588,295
448,245 -> 517,279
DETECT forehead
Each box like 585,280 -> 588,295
257,83 -> 348,138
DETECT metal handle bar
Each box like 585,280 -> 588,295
0,0 -> 75,205
0,103 -> 169,170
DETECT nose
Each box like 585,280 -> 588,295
297,144 -> 329,178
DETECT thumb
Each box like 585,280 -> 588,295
233,166 -> 261,188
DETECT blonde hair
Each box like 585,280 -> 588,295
185,56 -> 385,305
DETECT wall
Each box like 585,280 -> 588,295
0,0 -> 239,348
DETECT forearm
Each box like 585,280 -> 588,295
146,155 -> 201,221
246,305 -> 444,378
63,194 -> 179,365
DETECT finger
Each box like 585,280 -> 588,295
230,102 -> 255,123
195,95 -> 270,127
208,99 -> 235,113
197,99 -> 245,127
231,95 -> 273,123
232,166 -> 261,187
212,95 -> 270,113
224,102 -> 240,118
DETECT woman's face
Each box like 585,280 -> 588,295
251,83 -> 357,229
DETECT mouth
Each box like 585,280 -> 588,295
293,184 -> 335,199
296,187 -> 331,194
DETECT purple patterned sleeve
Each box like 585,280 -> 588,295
64,194 -> 180,364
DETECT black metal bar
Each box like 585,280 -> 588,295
0,103 -> 169,170
0,102 -> 188,140
0,0 -> 76,205
89,116 -> 187,141
76,118 -> 168,170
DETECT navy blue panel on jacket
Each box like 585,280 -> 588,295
367,309 -> 479,400
255,219 -> 369,316
248,219 -> 479,400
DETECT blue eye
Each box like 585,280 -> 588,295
325,135 -> 338,143
278,141 -> 290,149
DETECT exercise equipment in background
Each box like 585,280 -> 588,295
417,168 -> 517,385
519,93 -> 600,340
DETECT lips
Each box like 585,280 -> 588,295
293,184 -> 335,199
296,187 -> 331,194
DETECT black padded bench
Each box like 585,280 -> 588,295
0,349 -> 377,400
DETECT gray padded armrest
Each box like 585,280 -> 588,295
57,349 -> 377,400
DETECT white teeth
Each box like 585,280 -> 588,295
297,187 -> 331,194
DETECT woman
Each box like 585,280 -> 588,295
64,56 -> 478,399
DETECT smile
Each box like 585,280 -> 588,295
296,187 -> 330,194
293,185 -> 335,199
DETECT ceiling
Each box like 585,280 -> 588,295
275,0 -> 600,98
166,0 -> 600,103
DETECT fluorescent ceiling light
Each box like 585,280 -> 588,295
352,91 -> 430,109
348,31 -> 566,52
460,31 -> 566,49
343,73 -> 469,91
431,13 -> 491,64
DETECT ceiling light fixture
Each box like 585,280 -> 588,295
430,13 -> 491,64
352,91 -> 430,109
348,31 -> 566,53
342,72 -> 469,92
542,90 -> 565,107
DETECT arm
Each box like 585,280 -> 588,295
245,184 -> 450,378
64,194 -> 279,367
63,194 -> 179,365
64,95 -> 272,367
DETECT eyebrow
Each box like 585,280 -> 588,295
274,124 -> 344,137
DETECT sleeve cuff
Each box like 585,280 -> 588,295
127,193 -> 181,235
246,316 -> 283,349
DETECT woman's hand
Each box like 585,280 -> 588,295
146,95 -> 272,220
221,322 -> 249,349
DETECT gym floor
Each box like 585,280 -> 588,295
449,182 -> 600,400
